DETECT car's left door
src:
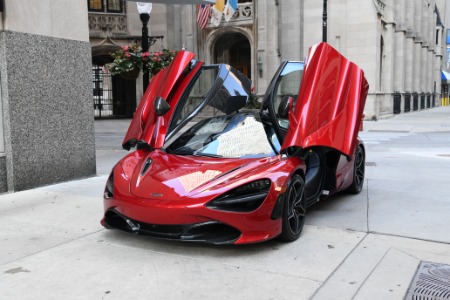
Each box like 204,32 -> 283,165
122,50 -> 202,150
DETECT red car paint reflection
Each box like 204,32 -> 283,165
101,43 -> 368,244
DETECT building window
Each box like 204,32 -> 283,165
107,0 -> 122,13
88,0 -> 123,13
88,0 -> 104,12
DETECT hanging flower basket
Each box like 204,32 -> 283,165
120,68 -> 140,80
103,44 -> 178,79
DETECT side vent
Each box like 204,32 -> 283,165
141,157 -> 153,175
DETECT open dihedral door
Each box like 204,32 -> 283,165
281,43 -> 369,157
122,50 -> 201,150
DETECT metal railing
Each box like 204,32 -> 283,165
413,93 -> 419,111
393,92 -> 401,114
92,65 -> 114,119
404,93 -> 411,112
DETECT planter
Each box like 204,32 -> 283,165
120,68 -> 140,80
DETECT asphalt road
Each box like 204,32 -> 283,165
0,107 -> 449,299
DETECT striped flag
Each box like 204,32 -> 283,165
197,4 -> 211,30
224,0 -> 238,22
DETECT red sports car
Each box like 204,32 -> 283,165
101,43 -> 369,244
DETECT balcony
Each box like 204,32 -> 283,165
208,2 -> 253,28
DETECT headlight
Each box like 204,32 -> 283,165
104,171 -> 114,199
207,179 -> 271,212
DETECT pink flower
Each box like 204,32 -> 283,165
122,45 -> 130,51
142,52 -> 150,57
125,53 -> 131,58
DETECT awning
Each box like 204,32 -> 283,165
442,70 -> 450,84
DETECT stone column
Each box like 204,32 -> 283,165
382,24 -> 395,93
422,46 -> 429,94
0,2 -> 95,192
404,37 -> 414,92
413,42 -> 422,93
0,79 -> 5,192
394,31 -> 405,92
414,0 -> 422,41
394,30 -> 405,112
256,0 -> 279,96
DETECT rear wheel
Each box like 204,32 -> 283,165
278,174 -> 306,242
348,145 -> 365,194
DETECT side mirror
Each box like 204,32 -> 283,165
154,96 -> 170,116
278,96 -> 294,119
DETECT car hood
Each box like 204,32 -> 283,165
282,43 -> 369,157
129,150 -> 258,199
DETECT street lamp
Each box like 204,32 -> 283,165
323,0 -> 327,43
137,2 -> 153,93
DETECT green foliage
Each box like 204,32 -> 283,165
104,44 -> 177,76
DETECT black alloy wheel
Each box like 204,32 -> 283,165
279,174 -> 306,242
348,145 -> 365,194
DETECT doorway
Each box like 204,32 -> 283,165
92,54 -> 137,119
214,32 -> 251,79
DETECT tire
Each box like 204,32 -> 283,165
348,145 -> 365,194
278,174 -> 306,242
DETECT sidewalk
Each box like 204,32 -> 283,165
363,106 -> 450,133
0,106 -> 449,299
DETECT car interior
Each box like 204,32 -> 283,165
277,95 -> 325,205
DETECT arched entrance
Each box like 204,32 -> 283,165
91,47 -> 137,119
214,32 -> 251,79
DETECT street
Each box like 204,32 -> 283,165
0,107 -> 449,299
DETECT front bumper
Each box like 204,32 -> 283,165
103,209 -> 241,245
101,194 -> 282,244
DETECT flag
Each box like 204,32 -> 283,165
211,0 -> 225,27
223,0 -> 237,22
197,4 -> 211,29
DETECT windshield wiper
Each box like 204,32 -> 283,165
192,151 -> 223,158
168,146 -> 194,155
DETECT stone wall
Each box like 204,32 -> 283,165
0,157 -> 6,192
0,31 -> 96,191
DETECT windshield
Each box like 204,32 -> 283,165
166,64 -> 251,141
166,113 -> 280,158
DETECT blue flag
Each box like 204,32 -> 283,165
224,0 -> 238,22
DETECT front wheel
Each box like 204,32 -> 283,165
278,174 -> 306,242
348,145 -> 365,194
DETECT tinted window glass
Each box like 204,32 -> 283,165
273,62 -> 304,129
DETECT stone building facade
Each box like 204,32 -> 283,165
88,1 -> 447,121
135,0 -> 446,120
0,0 -> 96,192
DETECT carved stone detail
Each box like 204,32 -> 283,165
89,13 -> 127,34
